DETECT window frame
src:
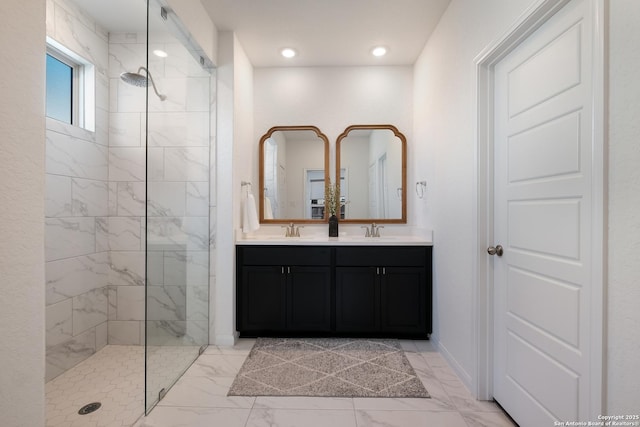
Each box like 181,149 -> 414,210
45,37 -> 95,132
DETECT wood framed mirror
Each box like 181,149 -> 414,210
335,124 -> 407,223
259,126 -> 330,223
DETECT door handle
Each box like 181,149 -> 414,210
487,245 -> 504,257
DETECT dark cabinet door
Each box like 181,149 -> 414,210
287,266 -> 331,331
239,266 -> 286,331
335,267 -> 379,332
380,267 -> 426,333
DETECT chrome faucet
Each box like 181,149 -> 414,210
362,223 -> 384,237
282,223 -> 301,237
371,223 -> 384,237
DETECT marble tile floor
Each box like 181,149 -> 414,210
45,340 -> 516,427
133,339 -> 517,427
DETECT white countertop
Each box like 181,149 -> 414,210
236,226 -> 433,246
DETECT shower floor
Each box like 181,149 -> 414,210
46,344 -> 201,427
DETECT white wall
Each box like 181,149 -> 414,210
214,32 -> 253,345
0,0 -> 46,425
607,0 -> 640,414
234,36 -> 255,217
254,66 -> 413,198
412,0 -> 541,386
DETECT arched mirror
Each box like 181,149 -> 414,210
259,126 -> 330,223
335,124 -> 407,223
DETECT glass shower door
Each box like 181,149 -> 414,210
144,0 -> 211,413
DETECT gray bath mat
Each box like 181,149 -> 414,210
227,338 -> 430,398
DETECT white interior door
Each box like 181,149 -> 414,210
492,0 -> 599,424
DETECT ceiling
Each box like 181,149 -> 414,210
72,0 -> 451,68
201,0 -> 451,67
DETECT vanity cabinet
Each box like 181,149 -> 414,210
335,247 -> 431,335
237,246 -> 331,333
236,244 -> 432,338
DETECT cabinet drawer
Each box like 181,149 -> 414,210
239,245 -> 331,266
336,246 -> 427,266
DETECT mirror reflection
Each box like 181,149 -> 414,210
336,125 -> 406,223
259,126 -> 330,223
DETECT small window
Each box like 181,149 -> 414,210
45,38 -> 95,131
46,52 -> 74,124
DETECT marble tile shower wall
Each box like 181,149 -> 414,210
108,31 -> 212,348
45,0 -> 110,382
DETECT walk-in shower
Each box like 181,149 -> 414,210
44,0 -> 214,424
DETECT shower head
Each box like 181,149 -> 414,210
119,66 -> 167,101
120,71 -> 148,87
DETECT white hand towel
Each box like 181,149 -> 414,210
264,196 -> 274,219
242,192 -> 260,233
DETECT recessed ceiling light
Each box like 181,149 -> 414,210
153,49 -> 168,58
281,48 -> 297,58
371,46 -> 387,57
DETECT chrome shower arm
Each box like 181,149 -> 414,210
137,66 -> 167,101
